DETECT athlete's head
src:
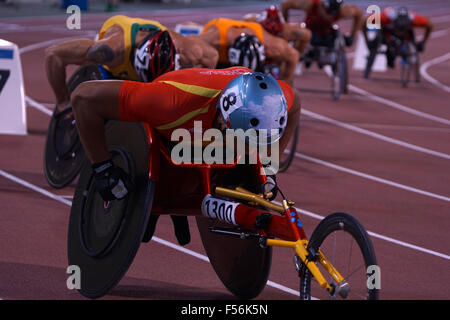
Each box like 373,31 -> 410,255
259,5 -> 285,36
218,72 -> 287,145
323,0 -> 343,15
133,30 -> 176,82
394,7 -> 412,32
228,33 -> 265,72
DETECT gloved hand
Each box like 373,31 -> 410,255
92,159 -> 134,201
263,175 -> 278,201
367,39 -> 379,51
416,41 -> 425,52
344,34 -> 354,47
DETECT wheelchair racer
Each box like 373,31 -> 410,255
71,67 -> 299,203
45,15 -> 219,113
362,7 -> 434,70
196,17 -> 300,85
281,0 -> 362,53
242,5 -> 312,58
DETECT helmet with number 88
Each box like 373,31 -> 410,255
218,72 -> 288,145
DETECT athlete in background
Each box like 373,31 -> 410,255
45,15 -> 219,113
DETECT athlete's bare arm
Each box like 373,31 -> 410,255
280,24 -> 312,54
281,0 -> 312,22
339,4 -> 363,38
45,27 -> 124,112
420,19 -> 434,43
71,80 -> 123,163
172,31 -> 219,68
264,31 -> 300,85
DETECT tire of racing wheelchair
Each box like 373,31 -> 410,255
278,123 -> 299,173
68,121 -> 155,299
44,64 -> 103,189
331,48 -> 348,101
196,218 -> 272,299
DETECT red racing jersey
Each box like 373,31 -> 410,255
379,7 -> 429,28
304,0 -> 340,35
118,67 -> 294,139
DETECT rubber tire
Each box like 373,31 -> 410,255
299,212 -> 379,300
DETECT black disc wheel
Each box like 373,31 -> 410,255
299,212 -> 379,300
196,217 -> 272,299
68,121 -> 154,299
44,65 -> 102,188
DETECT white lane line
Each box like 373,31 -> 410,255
420,52 -> 450,93
0,170 -> 72,207
348,84 -> 450,126
323,64 -> 450,126
25,96 -> 52,116
293,152 -> 450,202
1,169 -> 449,262
302,108 -> 450,160
152,236 -> 312,298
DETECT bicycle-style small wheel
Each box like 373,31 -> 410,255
278,123 -> 299,173
414,53 -> 421,83
331,48 -> 347,101
299,212 -> 379,300
400,56 -> 411,88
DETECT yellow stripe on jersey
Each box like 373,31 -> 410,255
155,104 -> 211,130
158,80 -> 222,98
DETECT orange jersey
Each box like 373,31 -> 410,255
202,18 -> 265,65
118,67 -> 294,139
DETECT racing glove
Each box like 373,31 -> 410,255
92,159 -> 134,201
416,41 -> 425,53
344,34 -> 354,47
263,175 -> 278,201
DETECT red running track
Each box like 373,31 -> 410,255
0,1 -> 449,300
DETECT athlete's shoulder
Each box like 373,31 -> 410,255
153,67 -> 251,90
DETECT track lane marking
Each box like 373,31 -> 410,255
293,152 -> 450,202
302,108 -> 450,160
420,52 -> 450,93
322,67 -> 450,126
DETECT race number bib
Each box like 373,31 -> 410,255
201,195 -> 238,225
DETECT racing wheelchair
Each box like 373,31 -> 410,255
66,71 -> 378,301
364,28 -> 420,88
301,25 -> 349,101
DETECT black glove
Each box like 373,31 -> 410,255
92,159 -> 134,201
344,34 -> 354,47
263,175 -> 278,201
416,41 -> 425,53
367,39 -> 378,50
